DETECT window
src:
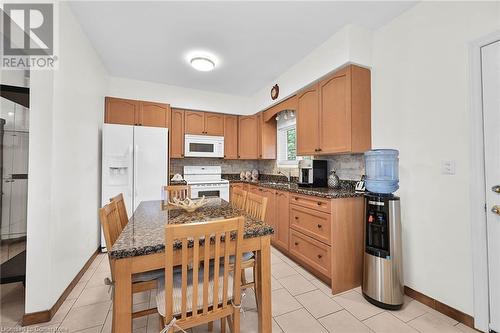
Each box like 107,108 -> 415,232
277,113 -> 300,167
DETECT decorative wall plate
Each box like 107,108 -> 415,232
271,84 -> 279,100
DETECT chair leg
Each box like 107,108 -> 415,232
221,316 -> 226,333
253,263 -> 259,313
241,268 -> 247,286
233,309 -> 241,333
208,321 -> 214,332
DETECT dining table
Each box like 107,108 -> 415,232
108,198 -> 274,333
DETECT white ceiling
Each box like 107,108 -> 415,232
69,1 -> 416,96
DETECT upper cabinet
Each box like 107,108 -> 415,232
105,97 -> 170,128
297,65 -> 371,155
185,111 -> 224,136
238,115 -> 259,159
170,108 -> 185,158
224,115 -> 238,159
258,112 -> 276,159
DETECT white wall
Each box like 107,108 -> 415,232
108,76 -> 252,115
371,1 -> 500,315
251,24 -> 372,112
26,2 -> 108,313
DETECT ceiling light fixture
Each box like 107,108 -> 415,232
190,56 -> 215,72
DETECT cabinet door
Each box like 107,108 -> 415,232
224,115 -> 238,159
258,112 -> 277,160
319,68 -> 351,153
260,188 -> 277,240
205,113 -> 224,136
105,97 -> 139,125
238,115 -> 259,159
184,111 -> 205,135
275,190 -> 289,250
170,109 -> 185,158
139,101 -> 170,128
296,84 -> 320,155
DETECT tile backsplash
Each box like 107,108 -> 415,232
170,153 -> 364,181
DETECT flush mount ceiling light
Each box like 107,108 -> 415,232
190,56 -> 215,72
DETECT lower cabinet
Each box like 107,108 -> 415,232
275,190 -> 290,251
289,229 -> 331,278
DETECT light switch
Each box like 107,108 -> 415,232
442,160 -> 455,175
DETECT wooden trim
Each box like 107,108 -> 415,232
404,286 -> 475,329
22,247 -> 101,326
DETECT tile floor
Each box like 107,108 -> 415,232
0,239 -> 26,264
0,246 -> 479,333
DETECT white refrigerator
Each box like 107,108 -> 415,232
101,124 -> 168,249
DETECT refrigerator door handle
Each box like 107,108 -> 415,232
134,144 -> 139,197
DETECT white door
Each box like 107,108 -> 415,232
482,39 -> 500,332
133,126 -> 168,211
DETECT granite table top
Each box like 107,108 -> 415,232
109,198 -> 274,260
228,179 -> 364,199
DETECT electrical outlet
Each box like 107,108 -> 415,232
442,160 -> 456,175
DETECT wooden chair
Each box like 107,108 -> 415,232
109,193 -> 128,229
230,188 -> 247,210
244,192 -> 268,220
99,202 -> 161,323
164,184 -> 191,201
157,217 -> 244,333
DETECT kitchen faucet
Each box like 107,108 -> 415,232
278,170 -> 291,182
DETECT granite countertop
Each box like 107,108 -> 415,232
227,178 -> 363,199
109,198 -> 274,259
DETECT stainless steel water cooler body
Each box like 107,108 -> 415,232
362,193 -> 404,309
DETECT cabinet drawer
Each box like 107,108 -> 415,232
289,193 -> 331,213
290,204 -> 331,245
289,230 -> 331,278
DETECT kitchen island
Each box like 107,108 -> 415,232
109,198 -> 274,333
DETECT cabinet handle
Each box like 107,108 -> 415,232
181,154 -> 184,157
294,216 -> 298,220
317,224 -> 322,228
294,242 -> 299,246
317,202 -> 322,206
294,197 -> 298,201
317,254 -> 323,259
259,188 -> 263,191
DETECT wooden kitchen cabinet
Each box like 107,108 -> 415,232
170,108 -> 185,158
296,65 -> 371,155
238,115 -> 259,159
140,101 -> 170,128
205,113 -> 224,136
258,112 -> 276,159
105,97 -> 170,128
275,190 -> 289,251
224,115 -> 238,159
259,187 -> 277,241
105,97 -> 139,126
184,111 -> 205,135
185,111 -> 224,136
296,83 -> 320,155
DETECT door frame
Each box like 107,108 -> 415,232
470,30 -> 500,333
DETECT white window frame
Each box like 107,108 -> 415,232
276,117 -> 300,168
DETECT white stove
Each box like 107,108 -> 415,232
183,166 -> 229,201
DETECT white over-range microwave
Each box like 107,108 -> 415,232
184,134 -> 224,158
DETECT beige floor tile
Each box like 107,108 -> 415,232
60,300 -> 110,332
101,311 -> 112,333
271,276 -> 283,291
295,289 -> 343,318
408,312 -> 463,333
271,262 -> 298,279
333,291 -> 384,320
311,278 -> 334,297
67,281 -> 88,300
271,253 -> 284,265
455,323 -> 481,333
277,274 -> 317,296
75,325 -> 103,333
271,288 -> 302,317
319,310 -> 373,333
73,285 -> 111,308
279,255 -> 298,268
240,309 -> 259,333
0,297 -> 24,324
292,264 -> 317,281
50,298 -> 77,323
271,247 -> 285,258
272,318 -> 283,332
85,269 -> 111,288
242,289 -> 257,310
274,308 -> 327,333
391,297 -> 429,322
426,307 -> 459,326
364,312 -> 419,333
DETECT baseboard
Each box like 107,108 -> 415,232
22,247 -> 101,326
404,286 -> 475,330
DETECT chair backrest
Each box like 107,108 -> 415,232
244,192 -> 268,220
165,185 -> 191,201
163,217 -> 244,328
110,193 -> 128,229
230,188 -> 247,210
99,201 -> 122,250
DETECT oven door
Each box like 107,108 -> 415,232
190,184 -> 229,201
184,135 -> 224,158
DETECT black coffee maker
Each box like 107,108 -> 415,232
297,160 -> 328,187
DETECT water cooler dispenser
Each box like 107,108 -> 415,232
362,149 -> 404,309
